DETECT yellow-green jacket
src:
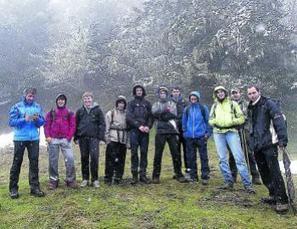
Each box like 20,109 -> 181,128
209,88 -> 245,133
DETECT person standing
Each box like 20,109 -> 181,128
126,85 -> 153,184
209,86 -> 255,193
247,85 -> 288,213
170,86 -> 189,178
74,92 -> 105,188
104,96 -> 129,185
151,86 -> 186,184
44,94 -> 77,189
182,91 -> 211,184
228,88 -> 261,185
8,88 -> 45,199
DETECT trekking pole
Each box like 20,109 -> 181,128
241,129 -> 251,174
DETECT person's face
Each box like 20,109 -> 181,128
159,91 -> 167,99
190,95 -> 198,104
247,87 -> 261,102
57,98 -> 66,108
171,89 -> 180,98
231,90 -> 241,101
25,93 -> 35,104
117,101 -> 125,110
83,96 -> 93,108
135,88 -> 143,97
216,89 -> 226,100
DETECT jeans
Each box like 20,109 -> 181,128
213,131 -> 252,187
130,129 -> 149,177
105,141 -> 127,182
185,137 -> 210,180
48,138 -> 76,182
152,134 -> 183,178
255,145 -> 288,203
78,137 -> 99,182
9,141 -> 40,191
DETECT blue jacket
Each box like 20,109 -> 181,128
9,98 -> 45,141
182,103 -> 212,139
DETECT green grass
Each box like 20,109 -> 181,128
0,138 -> 297,228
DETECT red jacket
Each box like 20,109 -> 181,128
44,107 -> 76,141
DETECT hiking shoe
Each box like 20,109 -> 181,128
10,189 -> 19,199
275,202 -> 289,213
114,178 -> 122,185
252,177 -> 262,185
48,180 -> 58,190
80,180 -> 89,188
245,186 -> 256,194
176,175 -> 187,183
152,177 -> 160,184
66,180 -> 78,189
219,183 -> 234,190
30,188 -> 45,197
139,176 -> 151,184
93,180 -> 100,188
260,196 -> 276,205
201,179 -> 209,186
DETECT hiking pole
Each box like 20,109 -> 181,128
240,129 -> 251,174
282,147 -> 297,215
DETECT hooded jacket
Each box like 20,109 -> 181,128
182,91 -> 211,138
247,96 -> 288,152
126,86 -> 153,129
74,103 -> 105,141
9,97 -> 45,141
209,86 -> 245,133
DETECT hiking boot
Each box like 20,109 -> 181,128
219,183 -> 234,190
184,170 -> 191,180
131,174 -> 138,185
252,177 -> 262,185
80,180 -> 89,188
30,188 -> 45,197
201,179 -> 209,186
260,196 -> 276,205
245,186 -> 256,194
139,176 -> 151,184
48,180 -> 58,190
93,180 -> 100,188
10,189 -> 19,199
152,177 -> 160,184
66,180 -> 78,189
275,202 -> 289,213
114,178 -> 122,185
176,175 -> 187,183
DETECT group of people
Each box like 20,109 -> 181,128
7,84 -> 289,213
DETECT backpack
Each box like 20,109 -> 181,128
185,103 -> 207,123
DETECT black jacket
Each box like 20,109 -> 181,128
171,96 -> 188,132
74,104 -> 105,141
247,96 -> 288,152
152,99 -> 179,135
126,96 -> 153,129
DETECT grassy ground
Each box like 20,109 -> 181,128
0,138 -> 297,228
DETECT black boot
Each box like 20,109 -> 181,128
131,173 -> 138,185
30,187 -> 45,197
139,175 -> 151,184
9,188 -> 19,199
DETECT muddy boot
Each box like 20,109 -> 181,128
131,173 -> 138,185
139,175 -> 151,184
275,202 -> 289,214
48,180 -> 58,190
30,187 -> 45,197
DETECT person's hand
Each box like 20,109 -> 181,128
278,144 -> 286,152
74,139 -> 79,145
99,140 -> 105,145
46,137 -> 52,143
138,125 -> 145,132
204,134 -> 209,140
143,126 -> 150,133
25,114 -> 31,122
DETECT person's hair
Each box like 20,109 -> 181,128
23,87 -> 37,96
247,85 -> 260,92
82,91 -> 94,98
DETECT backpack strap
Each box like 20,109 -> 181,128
50,108 -> 56,121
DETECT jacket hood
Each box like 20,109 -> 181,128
132,84 -> 146,97
56,93 -> 67,107
116,95 -> 127,109
188,91 -> 200,101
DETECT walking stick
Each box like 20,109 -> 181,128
281,147 -> 297,214
240,129 -> 251,174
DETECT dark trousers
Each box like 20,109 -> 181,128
9,141 -> 40,191
229,129 -> 260,180
105,141 -> 127,182
177,133 -> 188,170
255,145 -> 288,204
186,137 -> 210,180
152,134 -> 183,178
130,129 -> 149,177
78,137 -> 99,182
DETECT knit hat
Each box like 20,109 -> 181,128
158,86 -> 169,95
189,91 -> 200,101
